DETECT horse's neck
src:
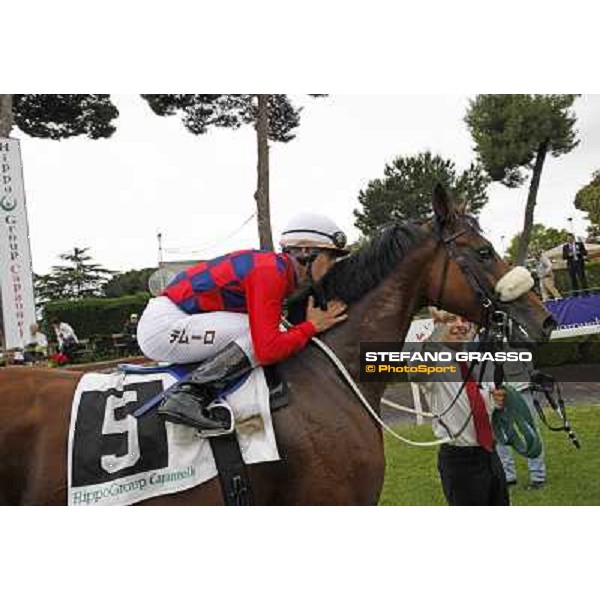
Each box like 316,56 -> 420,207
320,247 -> 432,403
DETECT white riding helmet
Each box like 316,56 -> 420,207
280,212 -> 349,255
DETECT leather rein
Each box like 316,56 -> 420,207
425,223 -> 505,441
394,221 -> 577,450
296,220 -> 576,450
300,222 -> 510,447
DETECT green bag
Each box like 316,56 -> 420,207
492,385 -> 542,459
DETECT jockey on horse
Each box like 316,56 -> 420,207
137,213 -> 350,436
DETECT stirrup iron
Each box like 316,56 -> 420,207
195,402 -> 235,438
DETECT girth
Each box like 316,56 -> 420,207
209,365 -> 289,506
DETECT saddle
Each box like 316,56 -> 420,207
123,362 -> 290,417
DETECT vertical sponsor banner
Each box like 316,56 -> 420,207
0,138 -> 36,349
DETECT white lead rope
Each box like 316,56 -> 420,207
381,398 -> 434,418
308,336 -> 451,447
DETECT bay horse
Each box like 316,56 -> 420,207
0,187 -> 555,505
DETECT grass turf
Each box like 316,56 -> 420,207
380,405 -> 600,505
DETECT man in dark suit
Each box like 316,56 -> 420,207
562,234 -> 588,294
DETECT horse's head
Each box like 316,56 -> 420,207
424,184 -> 556,344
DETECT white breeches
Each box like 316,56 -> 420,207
137,297 -> 256,364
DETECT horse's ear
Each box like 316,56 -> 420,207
432,184 -> 456,223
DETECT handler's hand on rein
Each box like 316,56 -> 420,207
307,297 -> 348,333
491,388 -> 506,409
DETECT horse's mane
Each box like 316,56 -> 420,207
286,221 -> 431,322
321,221 -> 432,302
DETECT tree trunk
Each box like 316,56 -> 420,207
516,139 -> 550,265
0,94 -> 13,137
254,94 -> 274,251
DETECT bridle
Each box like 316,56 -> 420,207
403,219 -> 577,451
283,220 -> 516,448
287,218 -> 576,452
434,222 -> 499,338
432,219 -> 527,384
428,220 -> 515,439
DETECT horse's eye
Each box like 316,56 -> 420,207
477,246 -> 494,261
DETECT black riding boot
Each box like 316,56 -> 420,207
157,342 -> 253,436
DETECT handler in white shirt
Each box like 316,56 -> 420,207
410,309 -> 509,506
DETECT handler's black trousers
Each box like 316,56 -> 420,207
437,444 -> 510,506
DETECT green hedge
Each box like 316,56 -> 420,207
533,338 -> 583,367
577,335 -> 600,363
534,334 -> 600,368
554,262 -> 600,293
43,293 -> 151,338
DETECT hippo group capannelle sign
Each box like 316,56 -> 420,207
0,138 -> 36,350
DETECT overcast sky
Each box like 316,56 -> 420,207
18,94 -> 600,275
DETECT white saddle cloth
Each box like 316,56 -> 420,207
67,368 -> 279,506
